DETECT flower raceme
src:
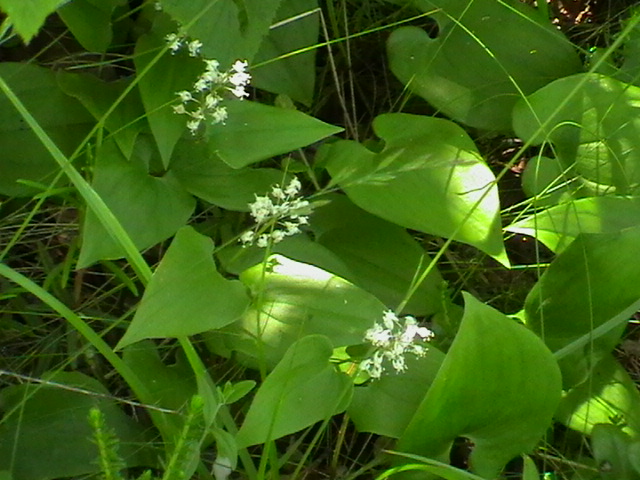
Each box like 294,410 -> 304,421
165,32 -> 251,134
240,177 -> 310,248
360,310 -> 435,379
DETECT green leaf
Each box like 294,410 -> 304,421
312,194 -> 446,316
116,226 -> 250,349
0,0 -> 67,44
557,355 -> 640,437
396,293 -> 561,479
160,0 -> 283,66
170,138 -> 285,210
591,424 -> 640,480
524,226 -> 640,387
507,196 -> 640,253
0,371 -> 154,480
134,29 -> 204,168
212,254 -> 387,369
522,456 -> 540,480
324,113 -> 508,266
0,63 -> 94,196
349,348 -> 445,438
513,73 -> 640,195
251,0 -> 319,106
58,71 -> 145,159
520,155 -> 574,207
78,138 -> 195,268
58,0 -> 124,53
387,0 -> 580,131
236,335 -> 352,447
122,340 -> 197,411
206,100 -> 342,168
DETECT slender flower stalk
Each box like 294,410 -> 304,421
360,310 -> 435,379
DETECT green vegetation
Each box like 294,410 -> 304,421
2,0 -> 640,479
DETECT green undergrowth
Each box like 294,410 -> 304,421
2,1 -> 640,479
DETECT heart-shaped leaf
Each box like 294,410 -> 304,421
116,226 -> 250,349
324,113 -> 508,265
387,0 -> 580,130
236,335 -> 352,447
78,138 -> 195,268
397,293 -> 561,478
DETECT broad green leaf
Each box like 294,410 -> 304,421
557,355 -> 640,437
0,0 -> 67,44
122,340 -> 198,440
507,196 -> 640,253
78,138 -> 195,268
324,114 -> 508,266
522,456 -> 540,480
397,293 -> 561,479
524,226 -> 640,387
134,29 -> 203,168
520,155 -> 574,207
217,234 -> 354,282
236,335 -> 352,447
210,254 -> 386,369
0,371 -> 154,480
58,0 -> 124,53
0,63 -> 94,196
251,0 -> 319,106
122,340 -> 197,411
116,227 -> 250,349
379,455 -> 488,480
349,348 -> 445,438
591,424 -> 640,480
159,0 -> 282,67
312,194 -> 446,316
513,73 -> 640,195
206,100 -> 342,168
58,71 -> 145,159
170,138 -> 285,210
387,0 -> 580,131
614,9 -> 640,86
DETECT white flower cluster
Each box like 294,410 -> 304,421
165,33 -> 251,134
360,310 -> 435,379
240,177 -> 310,248
165,32 -> 202,57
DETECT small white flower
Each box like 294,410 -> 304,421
250,195 -> 274,223
231,60 -> 248,73
285,177 -> 301,196
193,77 -> 211,92
364,323 -> 392,347
165,33 -> 183,54
240,231 -> 255,245
210,106 -> 228,125
271,186 -> 285,200
172,104 -> 187,114
256,234 -> 269,248
176,90 -> 193,103
188,39 -> 203,57
283,221 -> 300,236
229,85 -> 249,98
382,310 -> 397,330
271,230 -> 286,243
204,93 -> 221,109
186,119 -> 201,134
360,310 -> 434,379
